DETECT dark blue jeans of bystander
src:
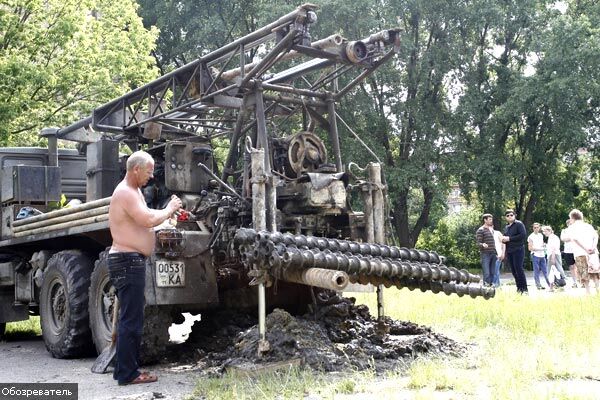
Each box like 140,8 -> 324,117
532,254 -> 551,289
506,247 -> 528,293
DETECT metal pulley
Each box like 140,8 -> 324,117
285,131 -> 328,178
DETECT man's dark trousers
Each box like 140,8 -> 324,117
506,246 -> 528,293
107,252 -> 146,385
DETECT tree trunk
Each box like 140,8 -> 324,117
393,189 -> 412,247
523,194 -> 537,231
411,187 -> 434,246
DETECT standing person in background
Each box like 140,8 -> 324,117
561,218 -> 578,288
542,225 -> 566,286
475,213 -> 497,287
568,209 -> 599,295
502,210 -> 528,294
528,223 -> 552,290
493,228 -> 505,288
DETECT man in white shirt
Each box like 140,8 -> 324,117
528,222 -> 551,290
561,218 -> 578,287
493,230 -> 505,287
542,225 -> 566,287
567,209 -> 599,294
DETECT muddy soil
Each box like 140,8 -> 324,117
161,292 -> 465,376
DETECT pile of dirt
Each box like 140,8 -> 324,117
164,293 -> 465,374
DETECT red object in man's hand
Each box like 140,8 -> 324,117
176,210 -> 190,221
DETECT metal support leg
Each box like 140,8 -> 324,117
369,163 -> 385,322
251,148 -> 270,354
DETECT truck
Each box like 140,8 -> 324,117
0,4 -> 494,362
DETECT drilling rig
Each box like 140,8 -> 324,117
0,4 -> 494,362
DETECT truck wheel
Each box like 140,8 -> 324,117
40,250 -> 94,358
89,252 -> 171,364
88,250 -> 115,354
140,306 -> 172,365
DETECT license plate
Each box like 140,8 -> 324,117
156,260 -> 185,287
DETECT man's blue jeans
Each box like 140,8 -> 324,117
480,252 -> 497,286
506,247 -> 528,293
532,254 -> 551,288
493,259 -> 502,287
107,252 -> 146,385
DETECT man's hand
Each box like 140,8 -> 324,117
502,236 -> 510,243
482,243 -> 488,248
498,255 -> 504,261
167,195 -> 183,214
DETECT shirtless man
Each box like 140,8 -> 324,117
108,151 -> 182,386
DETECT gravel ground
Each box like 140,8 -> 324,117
0,317 -> 201,400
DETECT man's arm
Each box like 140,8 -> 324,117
475,228 -> 488,249
116,189 -> 181,228
570,227 -> 595,254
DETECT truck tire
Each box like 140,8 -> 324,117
140,306 -> 171,365
0,322 -> 5,340
40,250 -> 94,358
88,250 -> 114,354
89,251 -> 171,364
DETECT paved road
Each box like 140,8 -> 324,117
0,315 -> 202,400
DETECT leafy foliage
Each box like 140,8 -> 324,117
0,0 -> 159,145
417,208 -> 482,270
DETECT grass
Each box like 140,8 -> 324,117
190,288 -> 600,399
3,316 -> 41,340
186,367 -> 378,400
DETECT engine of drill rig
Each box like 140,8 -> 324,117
272,131 -> 346,213
271,131 -> 358,239
143,140 -> 247,261
142,131 -> 358,272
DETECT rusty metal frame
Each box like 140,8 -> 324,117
58,5 -> 400,185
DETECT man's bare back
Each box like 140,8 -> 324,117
109,152 -> 182,257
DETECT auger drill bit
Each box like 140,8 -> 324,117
233,228 -> 494,299
273,246 -> 479,284
234,228 -> 443,263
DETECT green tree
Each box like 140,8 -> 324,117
137,0 -> 294,73
417,207 -> 482,270
454,0 -> 600,230
312,0 -> 468,246
0,0 -> 159,145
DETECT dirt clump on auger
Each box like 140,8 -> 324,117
168,293 -> 465,375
